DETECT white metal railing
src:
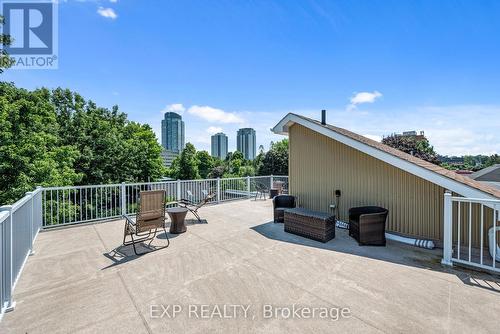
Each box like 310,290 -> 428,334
0,187 -> 43,318
41,175 -> 288,228
442,192 -> 500,273
0,175 -> 288,319
0,175 -> 287,319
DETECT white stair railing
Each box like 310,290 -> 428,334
442,192 -> 500,273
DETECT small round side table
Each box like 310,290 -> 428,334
167,207 -> 188,234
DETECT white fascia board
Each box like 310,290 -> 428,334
272,114 -> 498,200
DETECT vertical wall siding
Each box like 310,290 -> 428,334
289,124 -> 445,242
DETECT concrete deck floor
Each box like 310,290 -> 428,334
1,199 -> 500,334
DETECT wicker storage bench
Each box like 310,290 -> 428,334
284,208 -> 335,243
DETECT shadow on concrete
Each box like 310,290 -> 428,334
102,232 -> 176,269
185,218 -> 208,225
457,269 -> 500,293
251,221 -> 500,293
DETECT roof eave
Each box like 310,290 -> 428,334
271,113 -> 294,135
272,113 -> 499,201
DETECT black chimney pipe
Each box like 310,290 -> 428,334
321,109 -> 326,125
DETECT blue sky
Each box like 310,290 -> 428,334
4,0 -> 500,155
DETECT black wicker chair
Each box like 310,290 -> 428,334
273,195 -> 296,223
348,206 -> 388,246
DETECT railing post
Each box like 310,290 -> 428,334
36,186 -> 42,230
442,191 -> 453,266
216,178 -> 221,203
0,205 -> 15,312
120,182 -> 126,216
25,191 -> 35,255
177,179 -> 181,201
247,176 -> 251,198
270,174 -> 274,190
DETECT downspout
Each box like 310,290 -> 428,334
385,233 -> 435,249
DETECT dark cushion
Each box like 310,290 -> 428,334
273,195 -> 296,209
349,206 -> 387,221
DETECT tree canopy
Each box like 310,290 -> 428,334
0,16 -> 13,73
195,150 -> 214,179
0,82 -> 165,204
256,139 -> 289,176
169,143 -> 199,180
382,134 -> 440,164
440,154 -> 500,171
167,139 -> 289,180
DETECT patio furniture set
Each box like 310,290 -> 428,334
273,194 -> 389,245
121,186 -> 388,256
122,189 -> 214,255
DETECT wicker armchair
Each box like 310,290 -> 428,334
273,195 -> 296,223
348,206 -> 388,246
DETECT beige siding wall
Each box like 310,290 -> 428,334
289,124 -> 445,241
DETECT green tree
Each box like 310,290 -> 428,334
485,154 -> 500,167
239,165 -> 255,176
0,83 -> 82,203
254,145 -> 265,173
462,155 -> 477,170
258,139 -> 289,175
228,151 -> 244,176
0,83 -> 166,204
0,16 -> 13,73
382,134 -> 440,164
121,122 -> 165,182
208,165 -> 226,178
195,150 -> 214,179
176,143 -> 199,180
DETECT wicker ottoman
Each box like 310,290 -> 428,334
284,208 -> 335,243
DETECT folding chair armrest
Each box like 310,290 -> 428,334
179,198 -> 196,205
122,214 -> 136,226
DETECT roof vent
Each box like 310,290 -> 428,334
321,109 -> 326,125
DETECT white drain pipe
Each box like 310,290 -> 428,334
336,219 -> 435,250
385,233 -> 435,250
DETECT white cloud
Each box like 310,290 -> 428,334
97,7 -> 117,19
206,126 -> 223,135
348,91 -> 382,110
110,0 -> 118,3
129,104 -> 499,156
412,105 -> 500,156
187,105 -> 244,124
363,134 -> 382,142
314,104 -> 499,156
161,103 -> 185,114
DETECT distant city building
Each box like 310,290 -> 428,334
211,132 -> 228,160
438,155 -> 465,165
161,112 -> 185,153
397,130 -> 426,141
237,128 -> 256,160
161,149 -> 178,168
402,131 -> 417,136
